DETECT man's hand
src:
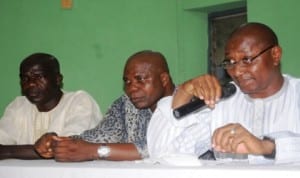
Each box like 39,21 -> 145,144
52,137 -> 98,162
172,74 -> 222,109
212,123 -> 275,155
34,132 -> 57,158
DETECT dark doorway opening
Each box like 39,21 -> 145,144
208,7 -> 247,84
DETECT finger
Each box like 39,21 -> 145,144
201,75 -> 216,104
54,140 -> 69,148
212,128 -> 219,148
220,129 -> 235,152
46,140 -> 52,147
37,148 -> 54,158
54,155 -> 67,162
42,152 -> 54,158
204,75 -> 222,107
208,75 -> 222,102
51,136 -> 60,141
54,148 -> 74,162
53,145 -> 68,157
230,126 -> 252,154
231,135 -> 249,154
52,136 -> 72,141
211,75 -> 222,101
212,126 -> 226,149
212,123 -> 236,148
189,77 -> 205,100
54,139 -> 76,150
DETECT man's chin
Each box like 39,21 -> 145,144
132,102 -> 148,109
240,88 -> 258,96
26,96 -> 43,104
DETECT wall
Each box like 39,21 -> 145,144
1,0 -> 300,116
180,0 -> 300,78
247,0 -> 300,76
0,0 -> 179,115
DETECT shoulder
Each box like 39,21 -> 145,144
156,96 -> 173,110
283,74 -> 300,91
284,74 -> 300,81
59,90 -> 99,108
62,90 -> 97,101
151,96 -> 173,121
63,90 -> 93,97
105,95 -> 128,112
109,94 -> 128,106
2,96 -> 33,116
280,75 -> 300,102
6,96 -> 31,108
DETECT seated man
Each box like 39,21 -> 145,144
0,53 -> 102,159
147,22 -> 300,164
35,50 -> 175,161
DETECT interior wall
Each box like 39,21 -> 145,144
0,0 -> 179,115
180,0 -> 300,79
247,0 -> 300,76
1,0 -> 300,116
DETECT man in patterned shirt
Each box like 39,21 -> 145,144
35,50 -> 175,161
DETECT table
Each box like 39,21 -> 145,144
1,159 -> 300,178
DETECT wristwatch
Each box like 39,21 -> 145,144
97,144 -> 111,159
262,136 -> 276,159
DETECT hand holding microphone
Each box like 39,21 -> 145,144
173,82 -> 236,119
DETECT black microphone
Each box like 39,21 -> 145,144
173,83 -> 236,119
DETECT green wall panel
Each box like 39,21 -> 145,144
1,0 -> 300,116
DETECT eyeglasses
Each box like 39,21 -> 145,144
220,45 -> 275,69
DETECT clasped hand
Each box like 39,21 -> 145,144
212,123 -> 275,156
34,133 -> 96,162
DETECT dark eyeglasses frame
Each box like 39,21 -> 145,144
220,45 -> 275,69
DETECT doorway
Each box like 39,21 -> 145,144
208,8 -> 247,84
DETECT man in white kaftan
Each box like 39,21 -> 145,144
148,75 -> 300,164
0,90 -> 102,144
147,22 -> 300,164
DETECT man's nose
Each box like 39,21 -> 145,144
126,81 -> 139,93
228,65 -> 245,78
22,79 -> 38,89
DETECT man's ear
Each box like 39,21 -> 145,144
160,72 -> 170,87
271,45 -> 282,66
56,74 -> 63,88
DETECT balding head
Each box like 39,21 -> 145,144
227,22 -> 278,48
123,50 -> 174,111
125,50 -> 170,74
224,22 -> 283,98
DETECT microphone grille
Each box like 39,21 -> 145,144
222,83 -> 236,98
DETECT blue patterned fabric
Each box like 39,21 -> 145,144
77,95 -> 152,158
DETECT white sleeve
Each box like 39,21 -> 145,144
247,131 -> 300,164
147,96 -> 211,159
0,98 -> 24,144
147,96 -> 174,158
52,91 -> 103,136
273,131 -> 300,164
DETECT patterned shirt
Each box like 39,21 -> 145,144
77,95 -> 152,158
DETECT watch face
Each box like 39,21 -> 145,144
98,146 -> 110,158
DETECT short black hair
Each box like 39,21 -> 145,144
20,52 -> 61,75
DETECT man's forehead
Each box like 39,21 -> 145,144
126,60 -> 154,71
226,35 -> 258,50
21,64 -> 52,74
